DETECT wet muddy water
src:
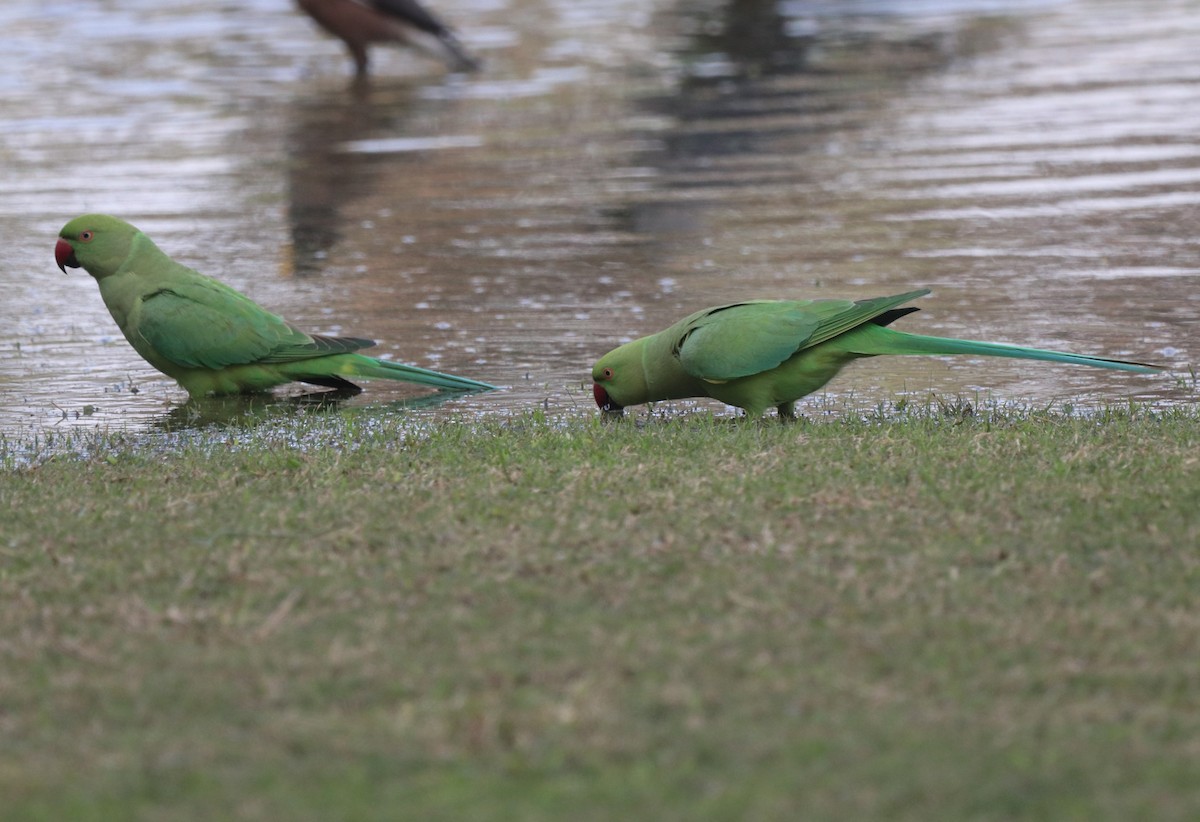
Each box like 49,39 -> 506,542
1,0 -> 1196,433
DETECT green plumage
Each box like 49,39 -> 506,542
56,214 -> 494,399
592,290 -> 1163,418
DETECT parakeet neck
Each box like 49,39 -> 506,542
643,330 -> 706,401
93,234 -> 178,333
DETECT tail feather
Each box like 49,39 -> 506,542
403,27 -> 481,72
846,326 -> 1164,374
436,32 -> 481,72
347,354 -> 496,392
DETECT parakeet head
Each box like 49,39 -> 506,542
592,340 -> 648,413
56,214 -> 142,279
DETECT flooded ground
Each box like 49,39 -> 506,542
1,0 -> 1196,435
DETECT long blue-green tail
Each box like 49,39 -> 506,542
349,354 -> 496,391
842,325 -> 1164,374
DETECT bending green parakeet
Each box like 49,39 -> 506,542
55,214 -> 495,399
592,290 -> 1163,418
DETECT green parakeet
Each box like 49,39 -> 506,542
55,214 -> 494,399
592,290 -> 1163,418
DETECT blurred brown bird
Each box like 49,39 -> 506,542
296,0 -> 481,76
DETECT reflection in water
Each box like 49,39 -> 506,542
153,386 -> 470,433
614,1 -> 1022,288
0,0 -> 1195,437
286,83 -> 419,274
686,0 -> 803,75
155,391 -> 354,432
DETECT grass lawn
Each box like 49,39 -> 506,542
2,401 -> 1199,820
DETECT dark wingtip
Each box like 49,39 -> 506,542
871,306 -> 921,327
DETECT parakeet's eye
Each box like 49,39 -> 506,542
79,231 -> 94,242
601,367 -> 614,380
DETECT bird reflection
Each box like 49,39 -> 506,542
700,0 -> 811,77
154,388 -> 473,432
284,83 -> 418,275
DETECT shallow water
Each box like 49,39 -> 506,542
1,0 -> 1196,435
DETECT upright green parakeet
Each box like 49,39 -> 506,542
55,214 -> 494,399
592,290 -> 1163,418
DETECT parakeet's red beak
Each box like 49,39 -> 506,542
593,383 -> 623,412
55,238 -> 79,273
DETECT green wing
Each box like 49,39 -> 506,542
135,279 -> 374,370
676,290 -> 930,381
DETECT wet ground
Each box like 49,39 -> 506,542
1,0 -> 1196,434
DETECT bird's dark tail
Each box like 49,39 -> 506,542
404,27 -> 480,72
436,31 -> 481,72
